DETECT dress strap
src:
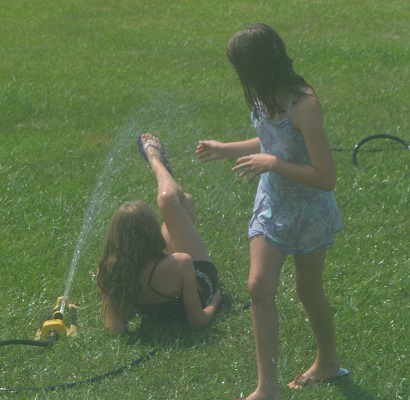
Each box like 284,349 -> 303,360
287,96 -> 294,117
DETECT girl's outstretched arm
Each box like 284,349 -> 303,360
196,137 -> 260,162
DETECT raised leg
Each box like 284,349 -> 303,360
161,191 -> 195,255
140,133 -> 211,263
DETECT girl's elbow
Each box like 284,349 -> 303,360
322,175 -> 336,192
312,166 -> 336,192
188,312 -> 213,329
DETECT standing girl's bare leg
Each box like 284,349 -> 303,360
288,248 -> 341,387
140,133 -> 211,263
245,235 -> 285,400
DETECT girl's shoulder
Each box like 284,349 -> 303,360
166,252 -> 193,266
291,88 -> 324,134
140,253 -> 190,300
292,87 -> 321,116
293,86 -> 317,105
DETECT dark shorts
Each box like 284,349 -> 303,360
194,260 -> 218,308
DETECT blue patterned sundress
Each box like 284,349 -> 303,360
248,103 -> 344,255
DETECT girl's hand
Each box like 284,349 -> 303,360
232,154 -> 277,183
195,140 -> 226,162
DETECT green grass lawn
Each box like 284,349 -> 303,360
0,0 -> 408,399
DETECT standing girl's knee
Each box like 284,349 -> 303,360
296,279 -> 326,307
248,277 -> 277,304
295,282 -> 309,303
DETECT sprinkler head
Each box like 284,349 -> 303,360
53,311 -> 64,320
35,296 -> 78,340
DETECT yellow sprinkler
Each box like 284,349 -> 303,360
36,296 -> 78,340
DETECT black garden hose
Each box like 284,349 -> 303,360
0,338 -> 55,347
0,349 -> 158,393
352,134 -> 410,167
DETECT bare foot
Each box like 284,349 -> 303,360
237,387 -> 281,400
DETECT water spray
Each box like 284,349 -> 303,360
36,127 -> 133,339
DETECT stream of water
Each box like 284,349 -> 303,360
60,127 -> 135,313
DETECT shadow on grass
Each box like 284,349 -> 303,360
334,378 -> 381,400
124,290 -> 250,349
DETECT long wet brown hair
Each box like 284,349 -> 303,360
96,201 -> 166,320
226,23 -> 313,119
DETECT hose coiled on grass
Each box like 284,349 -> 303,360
352,134 -> 410,167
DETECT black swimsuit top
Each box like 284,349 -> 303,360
136,258 -> 184,319
146,258 -> 178,299
136,258 -> 218,319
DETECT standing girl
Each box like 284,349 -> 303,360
196,23 -> 348,400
